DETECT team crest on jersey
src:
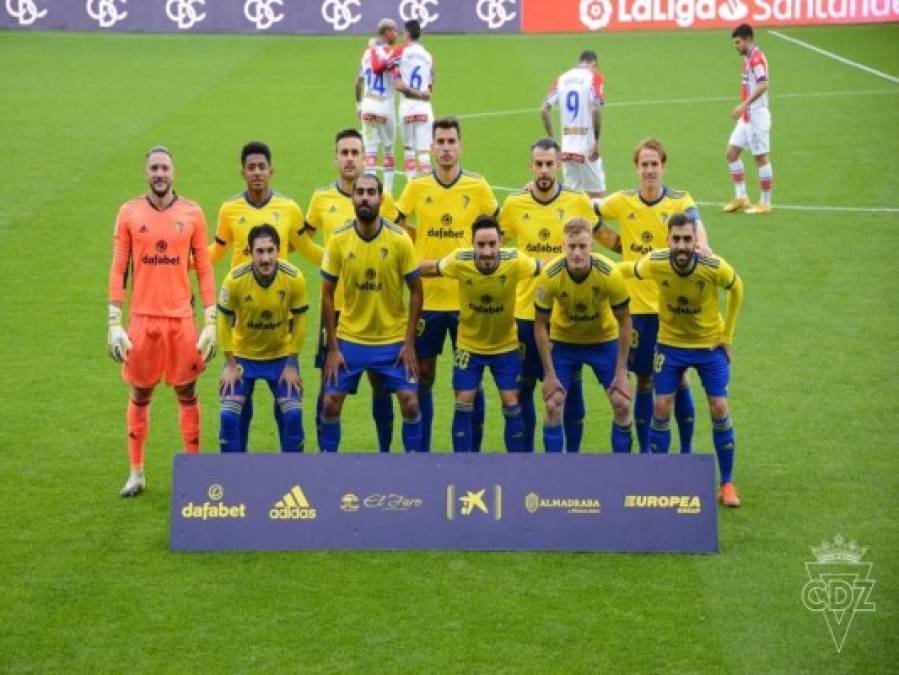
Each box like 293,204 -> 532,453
273,211 -> 281,224
175,221 -> 185,234
539,228 -> 551,242
696,280 -> 706,292
498,274 -> 507,287
278,290 -> 287,302
441,213 -> 453,226
592,286 -> 600,301
661,212 -> 670,223
557,208 -> 565,221
462,195 -> 470,209
380,247 -> 388,260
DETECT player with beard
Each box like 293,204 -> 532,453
320,174 -> 423,452
499,138 -> 599,452
419,216 -> 539,453
305,129 -> 400,451
621,213 -> 744,506
107,146 -> 216,497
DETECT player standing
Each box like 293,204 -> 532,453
396,19 -> 434,180
535,218 -> 632,453
499,138 -> 599,452
396,117 -> 498,452
722,23 -> 774,215
621,213 -> 744,506
217,225 -> 308,452
107,146 -> 216,497
356,19 -> 430,195
320,174 -> 423,452
419,216 -> 539,453
593,138 -> 709,454
210,141 -> 322,451
305,128 -> 401,452
541,50 -> 606,198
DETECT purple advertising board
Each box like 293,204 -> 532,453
1,0 -> 522,33
170,453 -> 718,552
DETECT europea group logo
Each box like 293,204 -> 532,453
180,484 -> 247,520
269,484 -> 317,520
624,494 -> 701,514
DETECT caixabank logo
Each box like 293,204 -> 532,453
624,494 -> 701,514
269,484 -> 317,520
180,483 -> 247,520
446,484 -> 502,521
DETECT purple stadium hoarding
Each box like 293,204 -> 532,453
170,453 -> 718,552
0,0 -> 521,33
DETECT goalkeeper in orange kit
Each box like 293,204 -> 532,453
107,146 -> 217,497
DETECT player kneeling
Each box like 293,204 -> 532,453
534,218 -> 633,453
217,225 -> 309,452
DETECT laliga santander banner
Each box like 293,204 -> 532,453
522,0 -> 899,32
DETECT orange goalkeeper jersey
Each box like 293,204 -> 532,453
109,195 -> 216,318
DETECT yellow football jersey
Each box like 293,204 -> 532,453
499,186 -> 599,320
217,261 -> 309,360
321,219 -> 419,345
305,183 -> 399,311
598,187 -> 699,314
535,253 -> 629,344
210,191 -> 322,268
396,170 -> 498,312
438,248 -> 539,355
632,250 -> 739,349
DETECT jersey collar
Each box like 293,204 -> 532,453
564,259 -> 592,284
334,181 -> 352,198
243,190 -> 274,209
353,218 -> 384,241
432,167 -> 463,189
251,264 -> 278,288
637,186 -> 668,207
144,192 -> 178,212
530,184 -> 563,206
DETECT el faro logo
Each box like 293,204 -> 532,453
624,494 -> 701,514
181,484 -> 247,520
270,484 -> 317,520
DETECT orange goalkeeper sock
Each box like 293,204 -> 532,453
127,397 -> 150,470
178,394 -> 201,454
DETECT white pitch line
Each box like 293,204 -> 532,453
769,30 -> 899,84
455,89 -> 896,120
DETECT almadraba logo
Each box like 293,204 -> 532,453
181,483 -> 248,520
525,492 -> 601,515
5,0 -> 47,26
270,484 -> 317,520
624,494 -> 701,514
579,0 -> 749,30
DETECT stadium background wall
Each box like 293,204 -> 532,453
2,0 -> 897,33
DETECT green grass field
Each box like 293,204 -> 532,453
1,24 -> 897,672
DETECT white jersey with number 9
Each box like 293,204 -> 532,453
544,64 -> 604,161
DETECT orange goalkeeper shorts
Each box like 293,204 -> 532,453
122,315 -> 205,388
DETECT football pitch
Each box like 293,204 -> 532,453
2,23 -> 897,672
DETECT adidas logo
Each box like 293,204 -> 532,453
139,224 -> 149,233
425,195 -> 434,204
244,294 -> 253,302
329,205 -> 337,213
347,251 -> 357,260
269,485 -> 317,520
628,213 -> 636,220
523,213 -> 530,220
238,216 -> 247,225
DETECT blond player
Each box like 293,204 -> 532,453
107,146 -> 216,497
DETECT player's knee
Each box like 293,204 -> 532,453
653,395 -> 674,419
397,391 -> 419,418
131,387 -> 154,404
321,394 -> 343,419
709,397 -> 729,420
499,390 -> 519,408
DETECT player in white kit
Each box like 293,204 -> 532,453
396,19 -> 435,180
541,50 -> 606,198
355,19 -> 430,194
722,23 -> 774,215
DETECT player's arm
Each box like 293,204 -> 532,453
394,73 -> 430,101
354,72 -> 363,117
590,102 -> 603,160
208,204 -> 231,264
720,269 -> 744,359
191,212 -> 218,362
216,283 -> 241,396
610,302 -> 632,401
288,227 -> 324,265
540,84 -> 557,139
591,198 -> 622,253
370,44 -> 402,74
320,273 -> 345,386
418,259 -> 440,277
281,290 -> 308,398
395,183 -> 413,239
399,273 -> 423,381
107,207 -> 133,362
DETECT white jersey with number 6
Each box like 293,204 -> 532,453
359,47 -> 397,121
397,42 -> 434,122
544,65 -> 604,161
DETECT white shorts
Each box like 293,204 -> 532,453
399,101 -> 433,152
728,108 -> 771,156
361,110 -> 396,152
562,157 -> 605,194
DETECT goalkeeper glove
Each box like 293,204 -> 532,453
196,305 -> 217,363
107,304 -> 132,363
